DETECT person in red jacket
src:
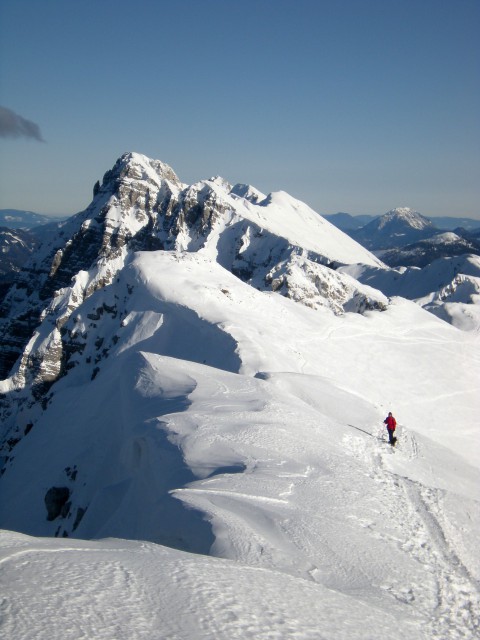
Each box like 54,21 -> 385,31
384,412 -> 397,446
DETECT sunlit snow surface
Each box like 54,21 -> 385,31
1,251 -> 479,639
0,530 -> 432,640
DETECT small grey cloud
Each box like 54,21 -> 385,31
0,105 -> 45,142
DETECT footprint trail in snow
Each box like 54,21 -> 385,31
344,425 -> 480,640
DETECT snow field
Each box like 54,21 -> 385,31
0,531 -> 428,640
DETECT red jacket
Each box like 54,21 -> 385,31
384,415 -> 396,431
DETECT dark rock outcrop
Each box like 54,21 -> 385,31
45,486 -> 71,521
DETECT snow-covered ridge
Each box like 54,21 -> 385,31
236,188 -> 384,266
425,231 -> 462,245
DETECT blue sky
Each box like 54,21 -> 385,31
0,0 -> 479,218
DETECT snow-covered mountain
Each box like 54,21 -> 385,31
1,153 -> 479,640
378,231 -> 478,268
0,152 -> 384,381
351,207 -> 436,250
327,211 -> 480,235
327,210 -> 480,267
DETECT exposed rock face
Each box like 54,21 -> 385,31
44,486 -> 71,521
0,153 -> 183,381
265,255 -> 388,314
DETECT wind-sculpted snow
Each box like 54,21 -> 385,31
1,530 -> 431,640
0,153 -> 479,639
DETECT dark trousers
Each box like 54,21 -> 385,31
387,429 -> 396,444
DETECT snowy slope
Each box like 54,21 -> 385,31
1,529 -> 434,640
225,188 -> 384,267
0,154 -> 479,640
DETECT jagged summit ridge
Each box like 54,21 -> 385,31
98,152 -> 182,193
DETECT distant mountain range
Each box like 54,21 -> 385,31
322,212 -> 376,230
0,209 -> 65,229
379,231 -> 479,268
0,211 -> 67,292
324,210 -> 480,233
325,208 -> 480,267
0,227 -> 38,300
0,227 -> 37,275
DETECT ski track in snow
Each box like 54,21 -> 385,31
343,427 -> 480,640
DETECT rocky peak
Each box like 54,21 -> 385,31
99,152 -> 182,193
379,208 -> 433,231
